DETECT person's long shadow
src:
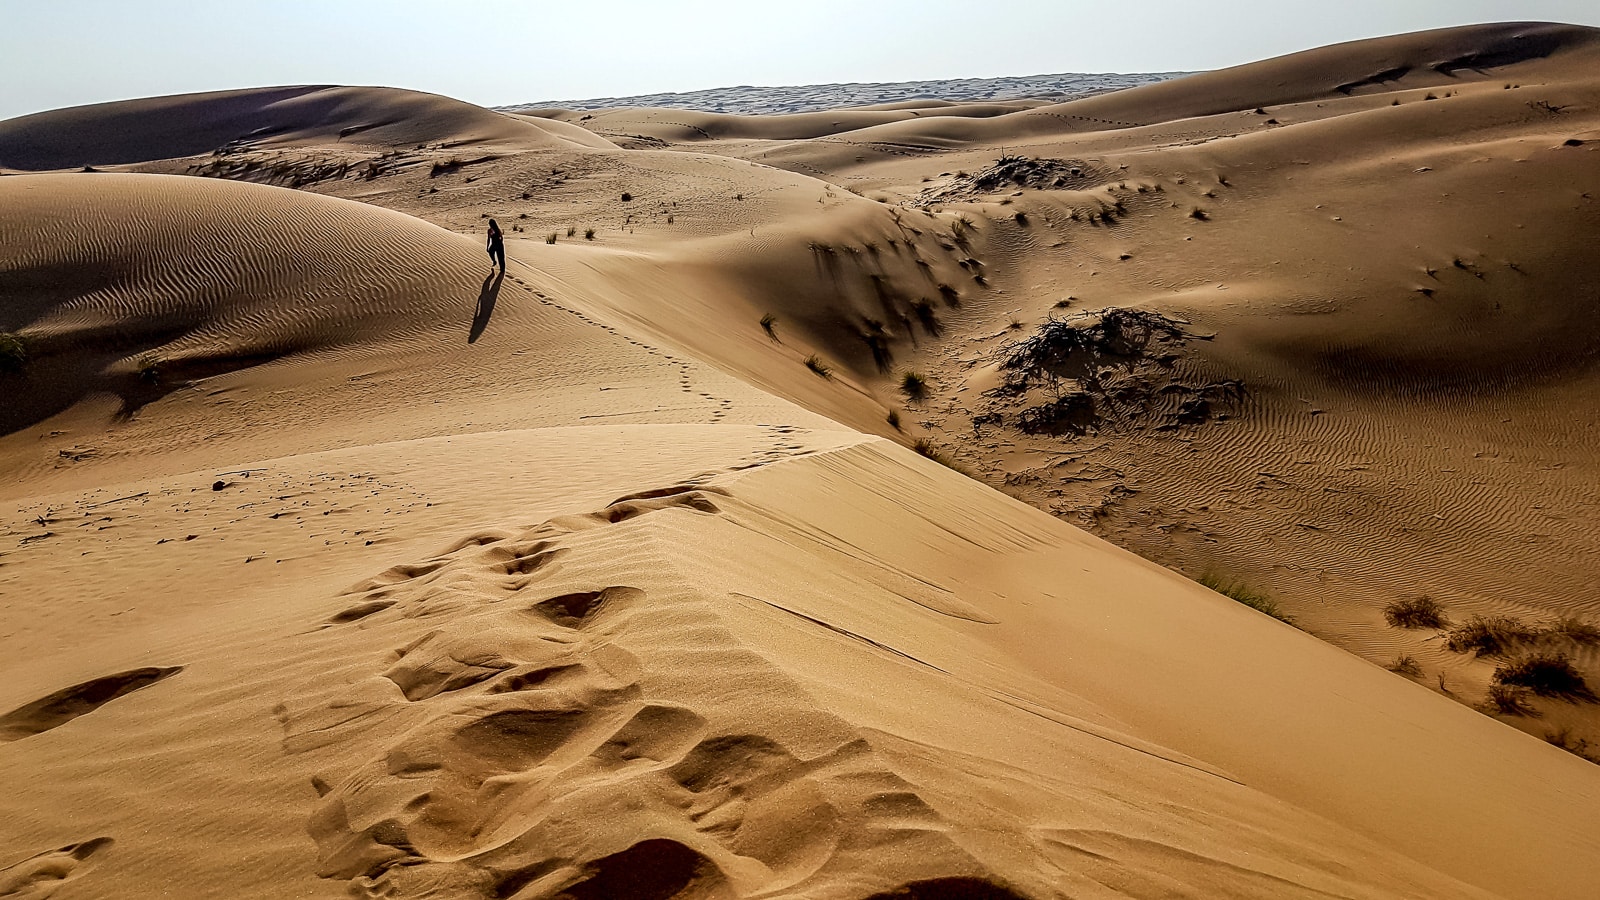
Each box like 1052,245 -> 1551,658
469,269 -> 504,344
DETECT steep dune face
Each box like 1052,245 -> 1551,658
283,442 -> 1592,900
6,19 -> 1600,900
0,85 -> 614,171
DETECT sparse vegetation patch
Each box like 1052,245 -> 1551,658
0,332 -> 26,373
1199,574 -> 1296,625
1384,596 -> 1449,629
1493,653 -> 1597,702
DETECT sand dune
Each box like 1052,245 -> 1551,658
0,85 -> 612,172
4,19 -> 1600,900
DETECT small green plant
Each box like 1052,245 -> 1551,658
546,233 -> 558,244
759,313 -> 778,341
1198,574 -> 1296,625
1444,615 -> 1538,657
1384,596 -> 1449,629
1386,655 -> 1424,678
585,228 -> 596,241
804,355 -> 832,378
900,371 -> 928,401
886,409 -> 901,430
1486,683 -> 1540,717
0,332 -> 26,373
1493,653 -> 1597,701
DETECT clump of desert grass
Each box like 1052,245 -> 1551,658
1198,574 -> 1295,625
900,371 -> 928,402
1443,615 -> 1540,657
803,355 -> 832,379
1386,655 -> 1424,678
1492,652 -> 1598,702
0,333 -> 26,373
1383,596 -> 1449,629
1485,683 -> 1541,717
759,313 -> 779,341
136,354 -> 163,385
1441,613 -> 1600,657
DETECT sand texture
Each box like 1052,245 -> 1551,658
4,20 -> 1600,900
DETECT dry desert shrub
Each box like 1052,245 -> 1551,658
1444,615 -> 1539,657
1485,683 -> 1540,717
1384,596 -> 1449,629
1386,655 -> 1424,678
886,410 -> 901,430
1492,653 -> 1597,702
900,371 -> 928,402
803,355 -> 832,379
759,313 -> 778,341
1547,617 -> 1600,647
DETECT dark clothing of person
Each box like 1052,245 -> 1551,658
487,222 -> 505,270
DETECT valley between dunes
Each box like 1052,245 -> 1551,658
3,21 -> 1600,900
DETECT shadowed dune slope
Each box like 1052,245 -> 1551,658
0,173 -> 500,432
0,85 -> 614,171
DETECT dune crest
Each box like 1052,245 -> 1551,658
3,19 -> 1600,900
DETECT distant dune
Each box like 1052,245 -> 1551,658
3,20 -> 1600,900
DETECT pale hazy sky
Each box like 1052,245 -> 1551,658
3,0 -> 1598,119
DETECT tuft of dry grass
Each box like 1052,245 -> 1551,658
803,355 -> 832,379
1486,683 -> 1541,716
1384,596 -> 1449,629
886,409 -> 901,430
1444,615 -> 1539,657
546,233 -> 558,245
759,313 -> 779,341
1547,617 -> 1600,647
1386,655 -> 1423,678
1198,574 -> 1296,625
0,332 -> 26,373
900,371 -> 928,402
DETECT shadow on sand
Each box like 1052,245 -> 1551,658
470,269 -> 503,344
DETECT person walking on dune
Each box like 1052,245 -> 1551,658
486,219 -> 505,271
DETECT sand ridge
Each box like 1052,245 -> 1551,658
4,18 -> 1600,900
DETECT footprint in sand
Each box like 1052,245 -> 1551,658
0,668 -> 183,742
0,838 -> 113,899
